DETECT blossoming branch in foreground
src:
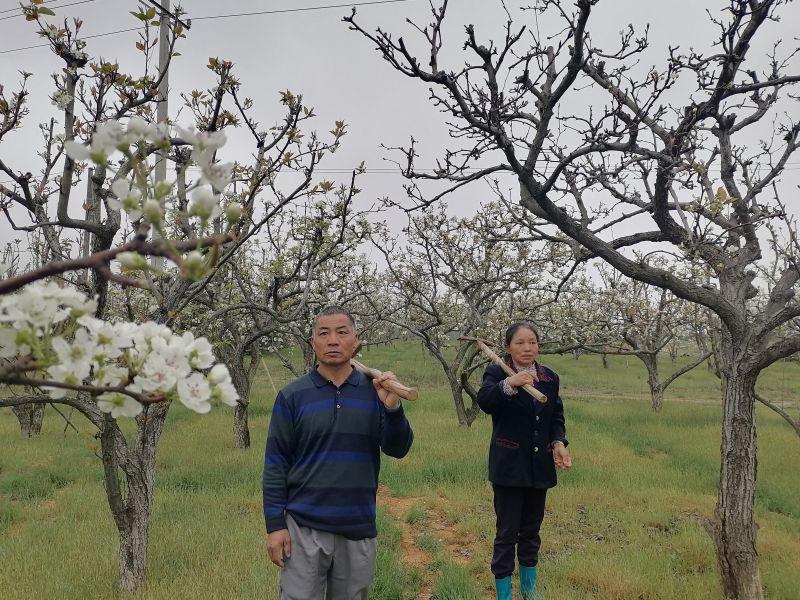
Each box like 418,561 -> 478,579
63,118 -> 241,232
0,281 -> 239,418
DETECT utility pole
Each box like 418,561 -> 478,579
144,1 -> 190,269
150,0 -> 171,270
81,167 -> 95,288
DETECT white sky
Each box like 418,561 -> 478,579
1,0 -> 798,253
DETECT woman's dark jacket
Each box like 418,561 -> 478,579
477,363 -> 568,488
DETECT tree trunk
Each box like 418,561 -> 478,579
11,403 -> 45,437
639,354 -> 664,412
118,488 -> 151,592
447,370 -> 481,427
101,403 -> 169,592
226,346 -> 259,450
233,402 -> 251,449
710,343 -> 762,599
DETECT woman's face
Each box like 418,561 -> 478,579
506,326 -> 539,367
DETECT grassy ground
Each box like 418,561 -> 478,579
1,345 -> 798,599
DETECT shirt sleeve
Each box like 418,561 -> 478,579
548,374 -> 568,446
263,391 -> 295,533
380,403 -> 414,458
477,366 -> 515,414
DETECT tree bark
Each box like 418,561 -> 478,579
11,403 -> 45,437
711,339 -> 762,600
447,369 -> 481,427
233,402 -> 250,449
640,354 -> 664,412
101,403 -> 169,592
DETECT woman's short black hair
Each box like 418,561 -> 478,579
504,320 -> 540,347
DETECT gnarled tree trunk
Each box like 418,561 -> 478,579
640,354 -> 664,412
101,403 -> 169,592
11,403 -> 45,437
710,336 -> 762,599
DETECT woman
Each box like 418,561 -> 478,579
477,321 -> 572,600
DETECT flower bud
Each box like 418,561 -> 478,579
182,251 -> 206,280
225,202 -> 243,224
142,199 -> 162,226
117,251 -> 149,271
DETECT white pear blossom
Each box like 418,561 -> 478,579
130,321 -> 172,351
177,372 -> 212,413
109,178 -> 143,220
126,116 -> 152,138
65,121 -> 131,164
97,392 -> 143,418
197,152 -> 234,191
176,126 -> 227,151
184,332 -> 215,369
189,186 -> 222,221
146,122 -> 171,145
207,363 -> 231,385
94,364 -> 129,387
64,140 -> 91,162
207,364 -> 239,407
212,378 -> 239,407
78,316 -> 132,361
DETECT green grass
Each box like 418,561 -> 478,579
1,346 -> 799,599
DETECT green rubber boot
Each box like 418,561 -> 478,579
519,565 -> 538,599
495,576 -> 512,600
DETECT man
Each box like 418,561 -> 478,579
263,306 -> 414,599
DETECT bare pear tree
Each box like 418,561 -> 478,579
192,186 -> 375,447
578,261 -> 712,410
347,0 -> 800,597
370,201 -> 572,426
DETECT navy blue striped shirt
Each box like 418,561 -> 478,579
263,366 -> 413,540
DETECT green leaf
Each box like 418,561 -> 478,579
144,6 -> 156,20
38,6 -> 55,16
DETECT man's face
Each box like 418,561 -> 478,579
311,314 -> 359,368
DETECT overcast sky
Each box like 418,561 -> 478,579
1,0 -> 798,250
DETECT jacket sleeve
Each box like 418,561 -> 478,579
477,365 -> 512,415
380,404 -> 414,458
548,373 -> 568,446
263,391 -> 295,533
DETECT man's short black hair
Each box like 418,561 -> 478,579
312,305 -> 356,333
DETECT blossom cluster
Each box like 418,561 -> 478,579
0,281 -> 239,418
63,118 -> 241,231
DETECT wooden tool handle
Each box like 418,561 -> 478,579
476,341 -> 548,403
351,359 -> 419,401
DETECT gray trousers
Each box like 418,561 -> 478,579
279,514 -> 377,600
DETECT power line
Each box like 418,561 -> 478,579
0,26 -> 141,54
0,0 -> 420,54
192,0 -> 419,22
0,0 -> 95,20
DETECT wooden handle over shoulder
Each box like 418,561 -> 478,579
351,359 -> 419,401
475,340 -> 548,404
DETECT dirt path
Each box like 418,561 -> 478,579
378,485 -> 494,600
